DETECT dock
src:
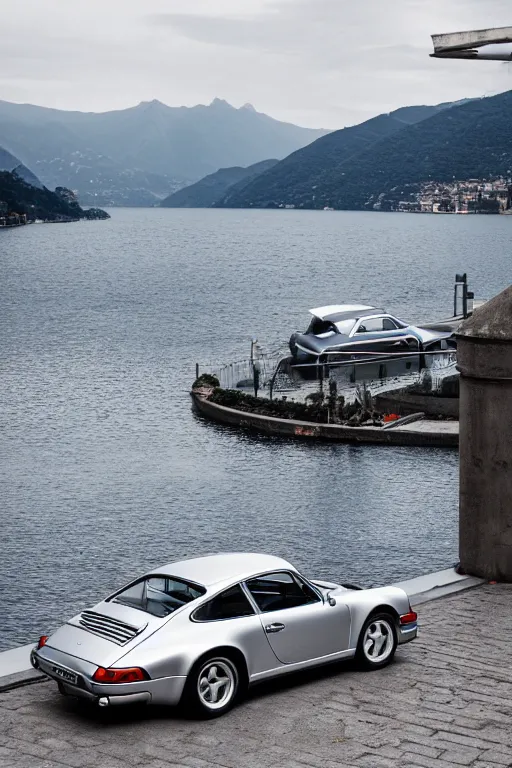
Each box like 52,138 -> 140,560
192,392 -> 458,447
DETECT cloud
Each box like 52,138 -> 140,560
147,0 -> 423,64
0,0 -> 511,126
143,0 -> 512,122
147,0 -> 509,65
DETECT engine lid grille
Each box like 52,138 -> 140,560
78,610 -> 146,645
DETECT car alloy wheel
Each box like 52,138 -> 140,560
183,655 -> 240,718
357,612 -> 397,670
197,658 -> 237,710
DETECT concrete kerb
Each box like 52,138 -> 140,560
0,568 -> 483,692
393,567 -> 484,606
192,392 -> 459,447
0,669 -> 46,693
0,644 -> 43,692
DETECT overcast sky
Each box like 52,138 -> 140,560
2,0 -> 512,128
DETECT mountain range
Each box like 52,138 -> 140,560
215,93 -> 512,211
160,104 -> 456,209
160,159 -> 278,208
214,104 -> 447,209
3,91 -> 510,214
0,99 -> 328,207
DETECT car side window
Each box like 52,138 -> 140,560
356,317 -> 390,333
245,572 -> 320,613
193,584 -> 255,622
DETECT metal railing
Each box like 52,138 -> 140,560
196,348 -> 458,405
195,350 -> 282,391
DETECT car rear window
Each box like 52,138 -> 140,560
110,576 -> 206,618
308,318 -> 337,335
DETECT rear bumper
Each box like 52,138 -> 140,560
31,649 -> 186,706
397,624 -> 418,644
58,680 -> 152,707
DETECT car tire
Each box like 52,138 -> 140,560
181,655 -> 243,719
355,612 -> 397,670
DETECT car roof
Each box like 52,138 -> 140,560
309,304 -> 378,320
150,553 -> 295,587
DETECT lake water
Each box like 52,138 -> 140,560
1,209 -> 510,651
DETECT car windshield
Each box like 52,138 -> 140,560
111,576 -> 206,618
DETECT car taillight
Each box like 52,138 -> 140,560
37,635 -> 49,649
92,667 -> 149,684
400,611 -> 418,625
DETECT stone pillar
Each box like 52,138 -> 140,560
457,286 -> 512,580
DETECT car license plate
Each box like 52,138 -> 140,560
51,664 -> 78,686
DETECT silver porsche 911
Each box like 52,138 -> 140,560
31,553 -> 417,717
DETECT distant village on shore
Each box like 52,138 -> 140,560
396,177 -> 512,214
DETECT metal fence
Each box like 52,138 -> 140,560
196,351 -> 282,391
196,347 -> 458,405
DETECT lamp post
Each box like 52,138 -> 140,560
250,338 -> 261,398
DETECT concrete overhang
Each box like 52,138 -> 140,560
431,26 -> 512,60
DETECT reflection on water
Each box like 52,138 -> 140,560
1,208 -> 509,650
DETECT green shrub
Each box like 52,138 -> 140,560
192,373 -> 220,389
209,388 -> 329,422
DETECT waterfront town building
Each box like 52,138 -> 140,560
398,177 -> 512,214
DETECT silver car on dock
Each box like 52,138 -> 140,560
31,553 -> 417,717
289,304 -> 456,363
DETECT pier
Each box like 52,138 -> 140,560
192,390 -> 459,447
0,212 -> 28,228
191,275 -> 482,443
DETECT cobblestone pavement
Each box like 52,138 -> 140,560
1,585 -> 512,768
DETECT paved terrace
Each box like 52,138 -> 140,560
1,585 -> 511,768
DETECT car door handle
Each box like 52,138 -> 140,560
265,623 -> 285,633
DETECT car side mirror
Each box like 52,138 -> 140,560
327,593 -> 336,607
